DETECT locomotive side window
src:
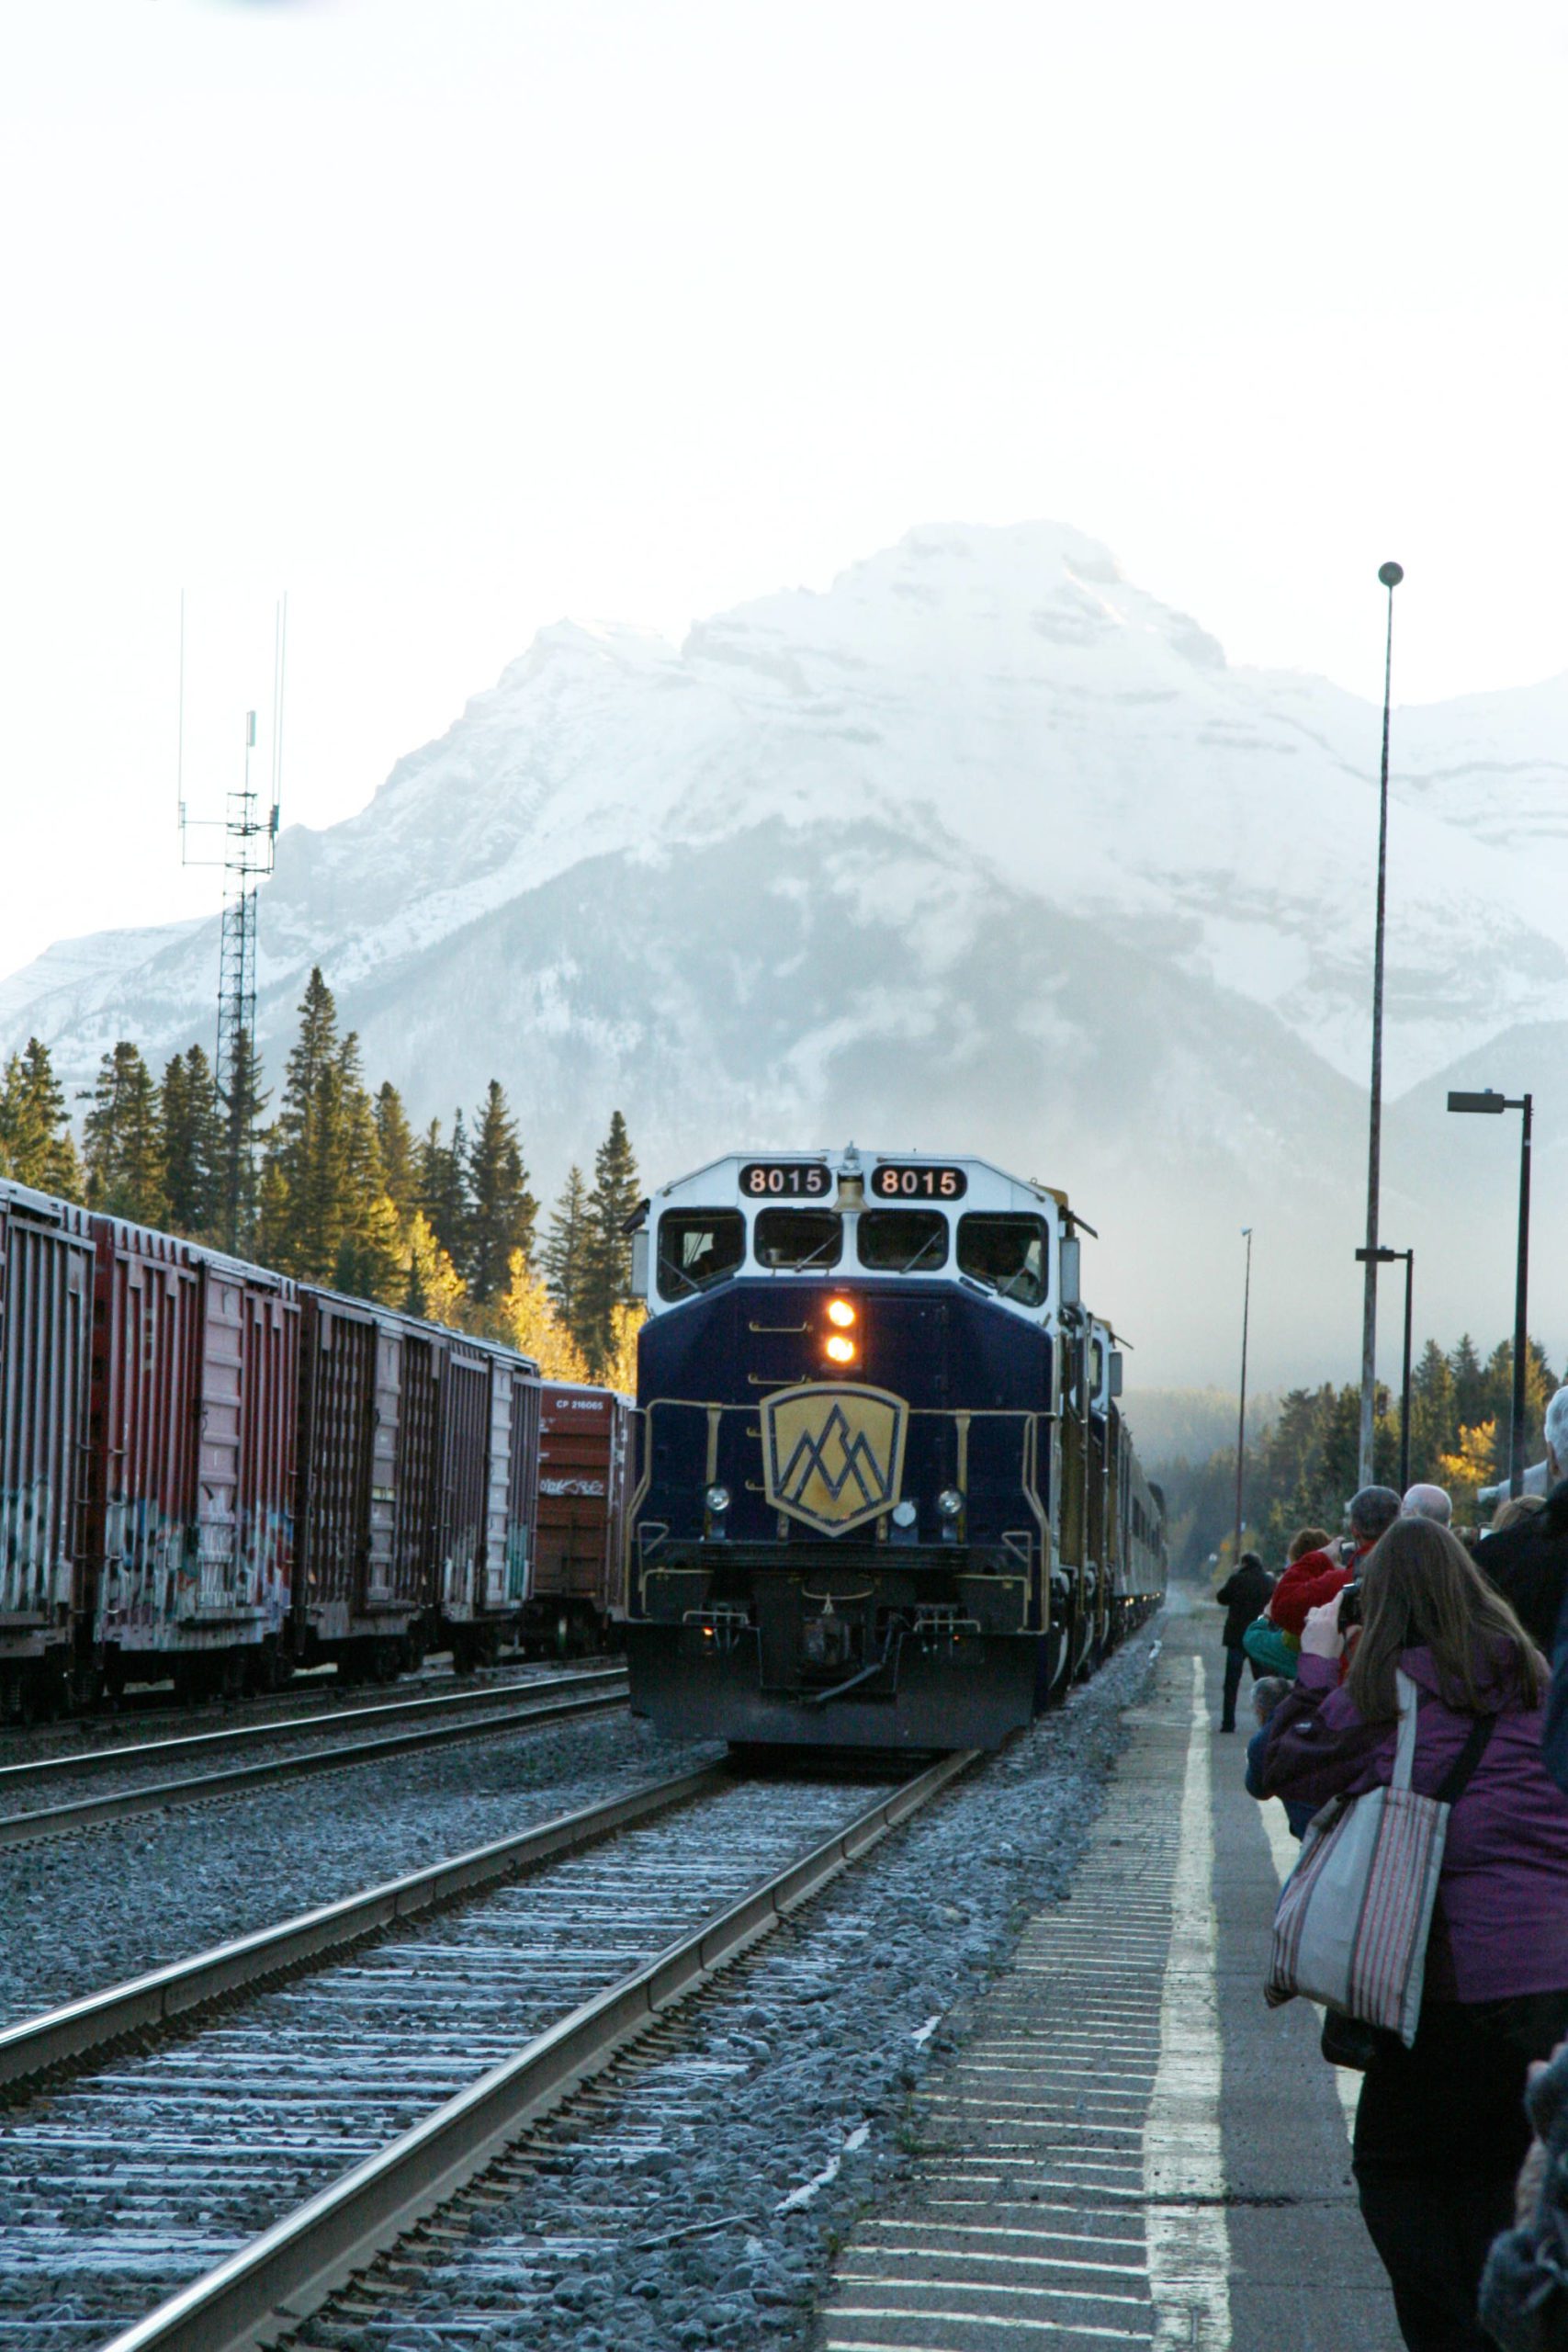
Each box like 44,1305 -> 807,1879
956,1213 -> 1047,1307
753,1207 -> 841,1270
657,1209 -> 745,1300
857,1208 -> 948,1272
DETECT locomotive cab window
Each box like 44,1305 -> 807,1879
657,1209 -> 745,1300
753,1207 -> 841,1271
956,1213 -> 1048,1307
857,1208 -> 948,1272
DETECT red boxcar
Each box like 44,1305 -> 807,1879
294,1291 -> 540,1679
435,1332 -> 540,1668
525,1383 -> 635,1654
88,1218 -> 298,1698
0,1182 -> 95,1716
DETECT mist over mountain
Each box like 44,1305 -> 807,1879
5,522 -> 1565,1388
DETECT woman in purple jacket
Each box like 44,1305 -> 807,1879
1262,1517 -> 1568,2352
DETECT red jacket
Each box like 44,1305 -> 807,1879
1269,1544 -> 1362,1639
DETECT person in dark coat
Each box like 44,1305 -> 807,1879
1261,1517 -> 1568,2352
1477,1389 -> 1568,1653
1214,1548 -> 1274,1732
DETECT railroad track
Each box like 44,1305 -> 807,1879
0,1666 -> 628,1848
0,1752 -> 976,2351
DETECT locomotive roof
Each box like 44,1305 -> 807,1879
649,1146 -> 1085,1220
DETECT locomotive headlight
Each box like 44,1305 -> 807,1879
827,1297 -> 856,1329
825,1333 -> 857,1365
705,1484 -> 731,1515
891,1499 -> 918,1530
936,1487 -> 964,1521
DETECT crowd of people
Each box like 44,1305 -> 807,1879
1215,1385 -> 1568,2352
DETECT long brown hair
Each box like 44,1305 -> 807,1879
1288,1526 -> 1331,1562
1345,1517 -> 1547,1723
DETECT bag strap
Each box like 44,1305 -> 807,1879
1434,1709 -> 1498,1807
1393,1668 -> 1419,1789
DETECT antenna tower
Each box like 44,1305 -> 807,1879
178,594 -> 287,1252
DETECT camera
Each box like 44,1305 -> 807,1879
1338,1581 -> 1365,1630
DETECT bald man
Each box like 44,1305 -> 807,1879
1403,1483 -> 1453,1526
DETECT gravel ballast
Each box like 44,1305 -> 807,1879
293,1623 -> 1162,2352
0,1706 -> 719,2029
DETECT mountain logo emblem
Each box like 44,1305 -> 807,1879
761,1384 -> 908,1536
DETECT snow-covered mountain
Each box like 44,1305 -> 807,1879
5,522 -> 1564,1384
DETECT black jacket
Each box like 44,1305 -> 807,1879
1215,1558 -> 1275,1649
1478,1480 -> 1568,1653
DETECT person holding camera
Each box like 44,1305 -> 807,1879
1260,1517 -> 1568,2352
1267,1484 -> 1401,1645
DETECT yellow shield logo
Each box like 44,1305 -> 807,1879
761,1383 -> 908,1536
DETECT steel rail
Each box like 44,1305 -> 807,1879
0,1679 -> 628,1850
96,1747 -> 979,2352
0,1763 -> 722,2094
0,1666 -> 626,1792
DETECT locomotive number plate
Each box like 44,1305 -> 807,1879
871,1162 -> 968,1200
739,1161 -> 831,1198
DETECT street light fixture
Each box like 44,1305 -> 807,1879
1447,1088 -> 1534,1496
1359,560 -> 1404,1486
1356,1243 -> 1414,1491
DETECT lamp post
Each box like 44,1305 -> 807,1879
1357,1244 -> 1414,1490
1232,1227 -> 1253,1572
1359,560 -> 1404,1487
1447,1089 -> 1534,1495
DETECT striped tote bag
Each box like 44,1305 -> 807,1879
1267,1671 -> 1495,2048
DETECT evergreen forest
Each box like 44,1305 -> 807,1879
0,972 -> 643,1386
1158,1335 -> 1562,1577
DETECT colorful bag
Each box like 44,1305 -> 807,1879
1243,1611 -> 1298,1678
1266,1671 -> 1495,2048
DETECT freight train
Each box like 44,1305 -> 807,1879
0,1178 -> 628,1719
624,1147 -> 1166,1751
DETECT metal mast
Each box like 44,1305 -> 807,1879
178,594 -> 286,1252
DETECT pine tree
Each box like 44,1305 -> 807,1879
542,1166 -> 589,1330
161,1046 -> 225,1239
332,1077 -> 402,1304
1409,1339 -> 1457,1485
1450,1334 -> 1487,1433
373,1083 -> 419,1221
81,1042 -> 166,1223
0,1038 -> 82,1197
578,1111 -> 640,1377
466,1081 -> 537,1306
259,970 -> 383,1283
416,1115 -> 470,1276
491,1250 -> 589,1380
217,1026 -> 268,1252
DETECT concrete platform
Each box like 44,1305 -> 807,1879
815,1595 -> 1399,2351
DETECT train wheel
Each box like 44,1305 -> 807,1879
553,1611 -> 573,1661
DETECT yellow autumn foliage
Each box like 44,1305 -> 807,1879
493,1252 -> 591,1382
1436,1419 -> 1500,1510
400,1209 -> 467,1329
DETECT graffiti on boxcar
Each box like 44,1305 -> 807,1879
0,1479 -> 69,1611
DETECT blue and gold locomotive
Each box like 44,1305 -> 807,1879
625,1148 -> 1165,1750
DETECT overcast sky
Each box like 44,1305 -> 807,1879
2,0 -> 1564,978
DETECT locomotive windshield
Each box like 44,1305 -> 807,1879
754,1207 -> 841,1270
657,1209 -> 745,1299
956,1213 -> 1047,1306
856,1208 -> 948,1272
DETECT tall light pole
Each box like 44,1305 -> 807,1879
1232,1227 -> 1253,1571
1448,1089 -> 1534,1494
1357,1243 -> 1414,1489
1359,560 -> 1404,1486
